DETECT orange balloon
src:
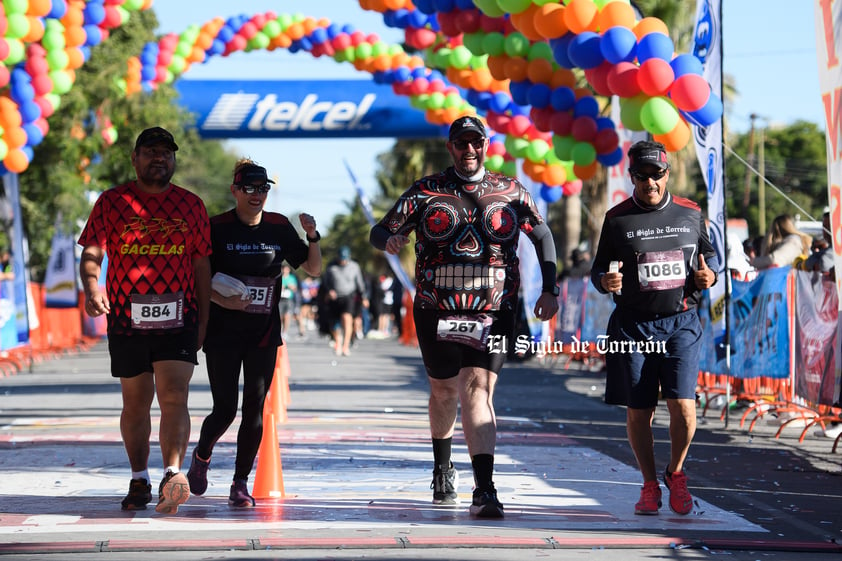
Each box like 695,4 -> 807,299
550,68 -> 577,89
27,0 -> 52,17
373,54 -> 392,72
488,78 -> 510,94
486,55 -> 508,81
65,47 -> 85,69
573,160 -> 599,181
65,25 -> 87,48
527,58 -> 554,85
302,18 -> 318,35
271,34 -> 292,49
4,148 -> 29,173
654,117 -> 691,151
564,0 -> 599,34
511,4 -> 544,42
367,0 -> 387,12
23,16 -> 45,42
384,0 -> 407,10
503,56 -> 529,82
574,87 -> 593,100
391,52 -> 411,68
285,22 -> 305,40
534,4 -> 568,40
0,98 -> 22,129
196,31 -> 214,51
470,67 -> 494,91
441,107 -> 462,125
188,46 -> 206,64
542,163 -> 567,186
596,1 -> 637,31
4,126 -> 28,149
61,4 -> 84,27
633,17 -> 670,40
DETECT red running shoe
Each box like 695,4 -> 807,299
634,480 -> 662,515
664,470 -> 693,515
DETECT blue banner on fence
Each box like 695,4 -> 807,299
581,282 -> 613,343
700,266 -> 791,378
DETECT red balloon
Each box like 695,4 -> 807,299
562,179 -> 583,196
571,115 -> 598,142
508,115 -> 532,137
530,107 -> 555,132
549,111 -> 574,136
487,139 -> 507,157
583,61 -> 613,97
331,34 -> 351,50
593,128 -> 620,154
479,14 -> 505,33
486,111 -> 511,132
606,61 -> 641,98
437,12 -> 461,38
405,27 -> 437,50
638,58 -> 675,97
669,73 -> 711,112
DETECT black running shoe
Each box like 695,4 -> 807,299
156,470 -> 190,515
120,478 -> 152,511
470,485 -> 504,518
186,448 -> 210,496
431,464 -> 459,505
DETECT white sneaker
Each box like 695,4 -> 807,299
816,424 -> 842,438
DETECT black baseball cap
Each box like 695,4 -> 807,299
448,115 -> 487,141
134,126 -> 178,152
628,141 -> 669,170
233,163 -> 275,185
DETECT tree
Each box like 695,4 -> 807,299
16,9 -> 239,281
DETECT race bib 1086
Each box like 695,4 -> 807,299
637,249 -> 686,291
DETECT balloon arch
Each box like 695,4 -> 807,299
0,0 -> 721,204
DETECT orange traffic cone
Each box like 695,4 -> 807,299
266,349 -> 286,422
277,344 -> 291,408
399,290 -> 418,347
252,411 -> 285,499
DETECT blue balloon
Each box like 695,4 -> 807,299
217,25 -> 235,43
527,84 -> 552,109
394,66 -> 412,82
298,37 -> 313,51
637,32 -> 674,63
600,27 -> 637,64
208,39 -> 225,56
567,32 -> 604,70
326,24 -> 341,39
573,96 -> 599,118
509,81 -> 531,106
597,147 -> 624,167
473,91 -> 494,111
10,68 -> 30,85
408,10 -> 430,28
20,101 -> 41,124
10,82 -> 35,105
550,34 -> 575,69
83,1 -> 105,25
310,28 -> 328,44
23,123 -> 43,146
490,91 -> 512,113
413,0 -> 436,14
685,93 -> 723,127
670,53 -> 704,77
455,0 -> 475,8
596,116 -> 615,131
48,0 -> 68,20
432,0 -> 455,13
550,87 -> 576,112
411,67 -> 427,79
141,65 -> 156,81
540,184 -> 563,203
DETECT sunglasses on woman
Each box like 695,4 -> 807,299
630,168 -> 668,182
237,184 -> 272,194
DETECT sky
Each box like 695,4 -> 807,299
150,1 -> 824,227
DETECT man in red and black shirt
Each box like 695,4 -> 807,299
78,127 -> 211,515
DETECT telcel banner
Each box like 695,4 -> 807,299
175,79 -> 442,139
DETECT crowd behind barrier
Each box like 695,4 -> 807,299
0,283 -> 102,376
553,268 -> 842,450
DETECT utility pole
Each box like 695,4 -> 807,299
742,113 -> 756,213
758,123 -> 766,235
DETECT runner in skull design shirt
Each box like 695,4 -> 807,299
370,115 -> 559,519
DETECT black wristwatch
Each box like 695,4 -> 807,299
544,284 -> 560,297
306,231 -> 321,243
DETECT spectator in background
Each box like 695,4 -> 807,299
299,275 -> 320,334
278,263 -> 301,338
801,211 -> 834,278
0,249 -> 14,281
560,245 -> 591,280
751,214 -> 812,270
323,246 -> 368,356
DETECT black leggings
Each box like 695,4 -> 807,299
197,342 -> 277,481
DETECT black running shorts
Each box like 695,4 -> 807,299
107,330 -> 198,378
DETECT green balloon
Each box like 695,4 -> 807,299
525,139 -> 550,162
42,30 -> 65,51
640,96 -> 680,135
486,154 -> 504,172
249,32 -> 270,50
553,135 -> 576,161
49,70 -> 73,94
5,13 -> 30,39
504,136 -> 530,158
4,39 -> 24,65
262,20 -> 282,38
371,41 -> 389,57
277,14 -> 293,30
4,0 -> 28,15
427,92 -> 445,110
620,95 -> 646,131
462,32 -> 486,56
0,139 -> 8,162
444,92 -> 463,109
473,0 -> 506,18
503,32 -> 530,58
481,32 -> 505,57
449,46 -> 473,69
528,42 -> 554,62
355,43 -> 372,60
117,6 -> 130,24
175,41 -> 192,57
496,0 -> 533,14
123,0 -> 144,10
501,160 -> 518,178
571,142 -> 597,166
46,48 -> 69,71
168,54 -> 186,75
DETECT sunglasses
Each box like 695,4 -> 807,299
630,168 -> 668,182
237,184 -> 271,194
452,138 -> 485,151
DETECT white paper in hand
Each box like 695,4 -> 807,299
212,272 -> 249,300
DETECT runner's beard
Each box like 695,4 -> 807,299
139,165 -> 174,188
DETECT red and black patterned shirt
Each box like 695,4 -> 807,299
78,181 -> 212,335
